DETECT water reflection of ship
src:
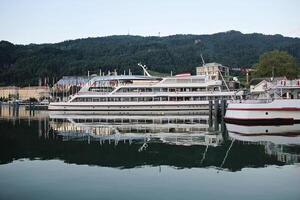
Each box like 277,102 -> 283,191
49,115 -> 223,147
227,123 -> 300,164
1,118 -> 294,171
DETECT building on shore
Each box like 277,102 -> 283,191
196,63 -> 241,90
250,77 -> 300,98
0,86 -> 50,101
19,86 -> 50,101
196,63 -> 229,80
0,86 -> 19,99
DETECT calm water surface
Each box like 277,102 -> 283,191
0,106 -> 299,200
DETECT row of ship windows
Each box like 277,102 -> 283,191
89,87 -> 220,93
72,96 -> 232,102
71,118 -> 208,124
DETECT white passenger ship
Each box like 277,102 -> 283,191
49,68 -> 237,115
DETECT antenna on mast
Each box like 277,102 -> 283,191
138,63 -> 152,77
200,54 -> 205,66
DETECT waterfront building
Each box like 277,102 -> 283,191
18,86 -> 50,101
0,86 -> 19,99
196,63 -> 229,80
0,86 -> 50,101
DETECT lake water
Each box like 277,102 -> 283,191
0,105 -> 300,200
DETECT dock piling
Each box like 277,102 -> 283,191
208,100 -> 213,128
214,99 -> 219,131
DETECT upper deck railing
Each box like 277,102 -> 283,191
273,79 -> 300,88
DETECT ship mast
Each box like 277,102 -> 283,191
138,63 -> 152,77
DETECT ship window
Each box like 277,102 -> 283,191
177,97 -> 184,101
170,97 -> 176,101
154,97 -> 160,101
131,88 -> 138,92
184,97 -> 191,101
193,97 -> 200,101
100,97 -> 106,102
121,97 -> 130,101
153,88 -> 160,93
144,97 -> 153,101
161,96 -> 168,101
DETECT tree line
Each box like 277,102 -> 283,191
0,30 -> 300,86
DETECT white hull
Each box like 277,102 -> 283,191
225,99 -> 300,125
226,123 -> 300,136
48,101 -> 210,115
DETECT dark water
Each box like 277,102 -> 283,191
0,106 -> 300,200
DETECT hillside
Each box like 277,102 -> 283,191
0,30 -> 300,86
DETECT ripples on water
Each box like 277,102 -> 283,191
0,105 -> 299,200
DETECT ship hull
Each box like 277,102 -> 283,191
48,101 -> 210,115
224,99 -> 300,125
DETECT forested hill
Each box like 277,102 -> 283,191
1,30 -> 300,86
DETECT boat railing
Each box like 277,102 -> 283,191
274,79 -> 300,87
229,99 -> 274,104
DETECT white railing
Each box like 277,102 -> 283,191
229,99 -> 273,104
274,79 -> 300,87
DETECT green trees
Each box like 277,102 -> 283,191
0,31 -> 300,86
253,50 -> 299,79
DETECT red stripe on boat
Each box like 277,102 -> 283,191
226,107 -> 300,111
175,73 -> 191,77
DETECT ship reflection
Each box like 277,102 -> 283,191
1,106 -> 300,170
226,123 -> 300,164
49,114 -> 222,147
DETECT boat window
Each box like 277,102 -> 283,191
86,98 -> 92,102
177,97 -> 184,101
154,97 -> 160,101
184,97 -> 191,101
131,97 -> 138,101
161,96 -> 168,101
121,97 -> 130,101
153,88 -> 160,93
193,97 -> 200,101
144,97 -> 153,101
169,97 -> 176,101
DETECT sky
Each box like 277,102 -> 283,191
0,0 -> 299,44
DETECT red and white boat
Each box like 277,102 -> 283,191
225,78 -> 300,125
225,99 -> 300,125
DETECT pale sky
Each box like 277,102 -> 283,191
0,0 -> 299,44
